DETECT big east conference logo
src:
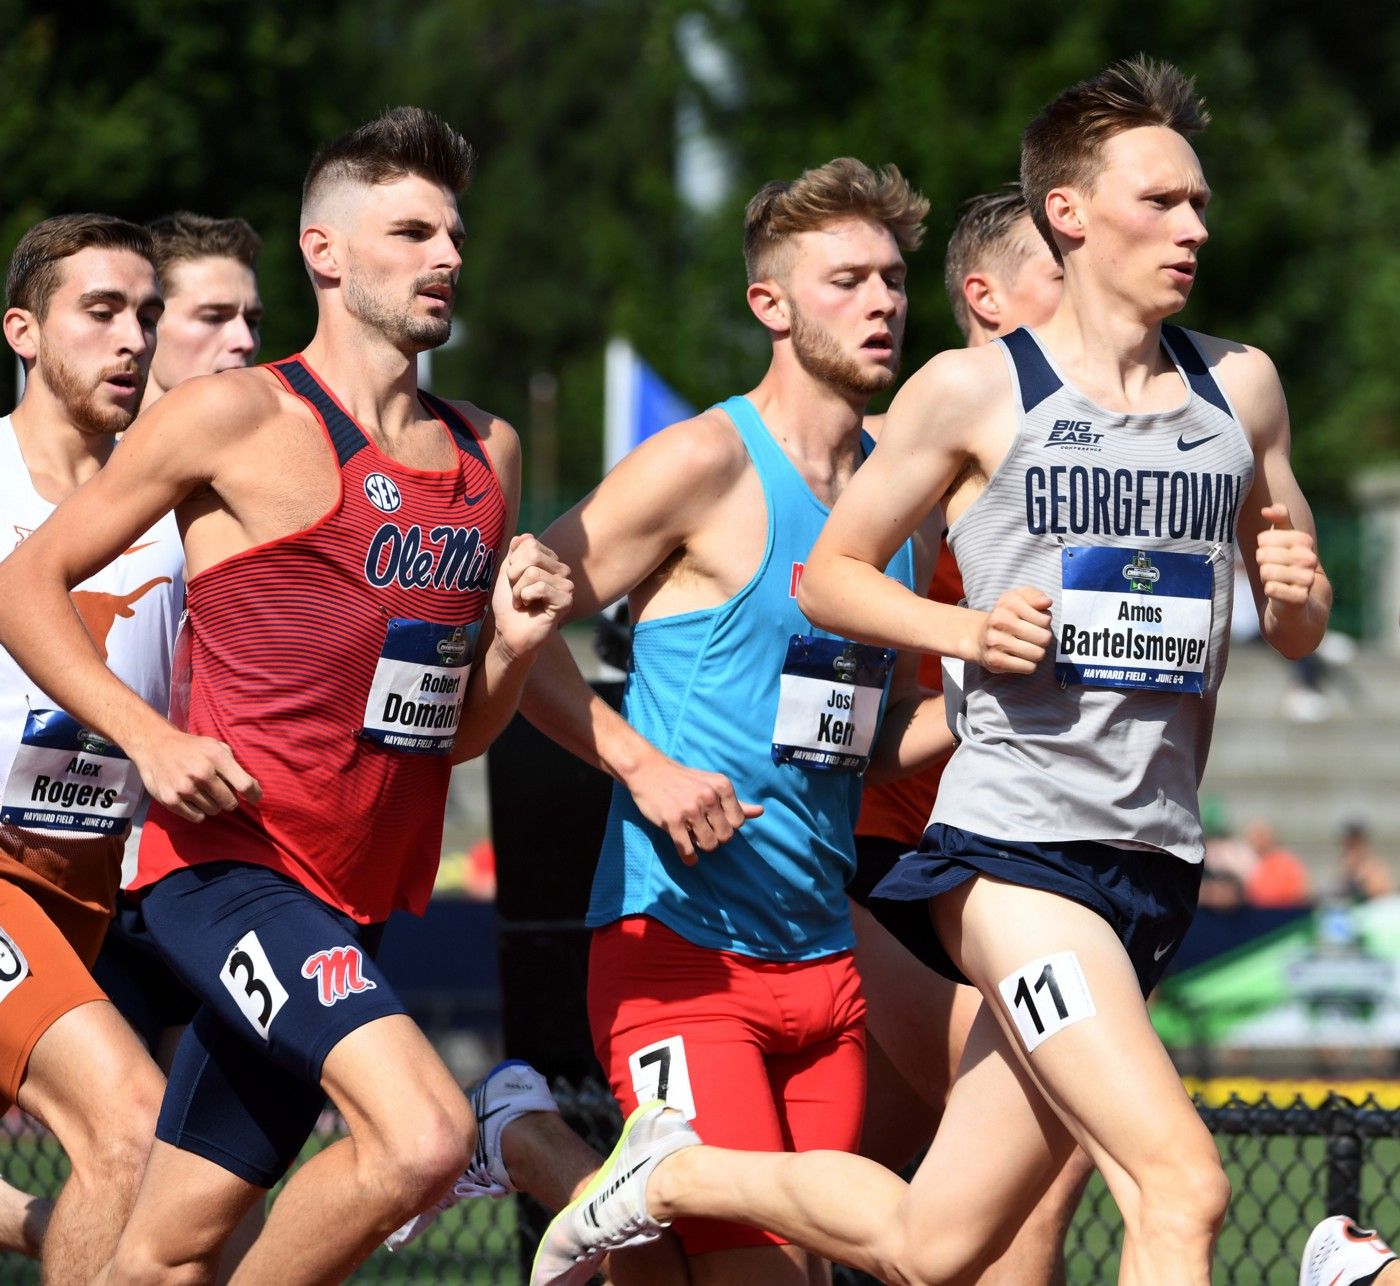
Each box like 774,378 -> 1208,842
302,945 -> 377,1007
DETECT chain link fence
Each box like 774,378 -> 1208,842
2,1085 -> 1398,1283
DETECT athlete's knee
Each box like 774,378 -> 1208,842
106,1232 -> 220,1286
368,1097 -> 474,1211
64,1070 -> 161,1184
1135,1143 -> 1230,1248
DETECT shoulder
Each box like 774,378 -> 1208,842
615,406 -> 749,490
883,343 -> 1010,444
1176,329 -> 1286,425
441,398 -> 520,476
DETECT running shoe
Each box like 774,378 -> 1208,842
530,1100 -> 699,1285
1299,1216 -> 1397,1286
386,1059 -> 560,1251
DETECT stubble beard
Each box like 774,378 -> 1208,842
345,268 -> 452,351
41,346 -> 140,437
789,305 -> 898,398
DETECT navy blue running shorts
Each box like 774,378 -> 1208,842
870,824 -> 1202,996
140,862 -> 406,1187
92,890 -> 200,1051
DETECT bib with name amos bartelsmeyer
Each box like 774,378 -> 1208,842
934,325 -> 1254,864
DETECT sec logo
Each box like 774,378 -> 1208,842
364,473 -> 403,513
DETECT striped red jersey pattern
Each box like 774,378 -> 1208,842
133,356 -> 507,922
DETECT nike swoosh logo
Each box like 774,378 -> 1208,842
1176,434 -> 1221,452
463,491 -> 489,506
1154,941 -> 1175,961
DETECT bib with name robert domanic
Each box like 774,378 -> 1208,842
934,326 -> 1254,864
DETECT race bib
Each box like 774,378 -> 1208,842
771,636 -> 892,773
359,619 -> 479,755
1,709 -> 142,833
1055,547 -> 1212,693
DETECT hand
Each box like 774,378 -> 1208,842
491,534 -> 572,659
976,586 -> 1053,674
624,747 -> 763,866
134,727 -> 261,824
1256,503 -> 1319,611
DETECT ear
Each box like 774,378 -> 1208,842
746,279 -> 790,336
3,308 -> 38,366
1044,187 -> 1085,253
299,223 -> 341,286
962,272 -> 1000,330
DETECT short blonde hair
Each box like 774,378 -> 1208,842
743,157 -> 928,283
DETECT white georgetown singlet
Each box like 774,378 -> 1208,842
934,325 -> 1254,863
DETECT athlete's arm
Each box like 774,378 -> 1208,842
0,375 -> 262,820
866,514 -> 956,785
1216,342 -> 1332,659
799,350 -> 1052,672
519,414 -> 762,862
452,412 -> 572,763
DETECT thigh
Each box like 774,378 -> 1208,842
157,1004 -> 325,1189
768,953 -> 867,1155
850,899 -> 972,1109
92,893 -> 198,1054
588,918 -> 791,1256
937,877 -> 1214,1181
0,878 -> 106,1104
141,863 -> 405,1085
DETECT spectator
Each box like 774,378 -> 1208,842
1242,819 -> 1313,909
1337,820 -> 1396,902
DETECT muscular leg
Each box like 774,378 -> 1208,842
938,879 -> 1228,1285
231,1014 -> 472,1283
103,1142 -> 267,1285
854,899 -> 1093,1285
18,1001 -> 164,1284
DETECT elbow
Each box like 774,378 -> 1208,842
796,566 -> 830,630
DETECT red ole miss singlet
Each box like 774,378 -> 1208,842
133,357 -> 506,922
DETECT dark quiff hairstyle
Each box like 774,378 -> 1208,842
743,157 -> 929,283
5,213 -> 154,319
302,105 -> 476,214
943,186 -> 1035,340
147,213 -> 261,293
1021,56 -> 1210,262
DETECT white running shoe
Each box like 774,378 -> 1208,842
1300,1216 -> 1397,1286
530,1100 -> 699,1285
385,1059 -> 560,1252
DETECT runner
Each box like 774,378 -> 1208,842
851,185 -> 1090,1286
0,106 -> 571,1282
522,156 -> 952,1285
534,57 -> 1331,1286
0,213 -> 178,1279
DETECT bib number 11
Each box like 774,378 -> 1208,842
998,951 -> 1096,1053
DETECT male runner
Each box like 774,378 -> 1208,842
0,213 -> 177,1279
0,106 -> 571,1282
138,212 -> 263,415
95,211 -> 264,1063
522,157 -> 958,1285
535,58 -> 1330,1286
851,186 -> 1091,1286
